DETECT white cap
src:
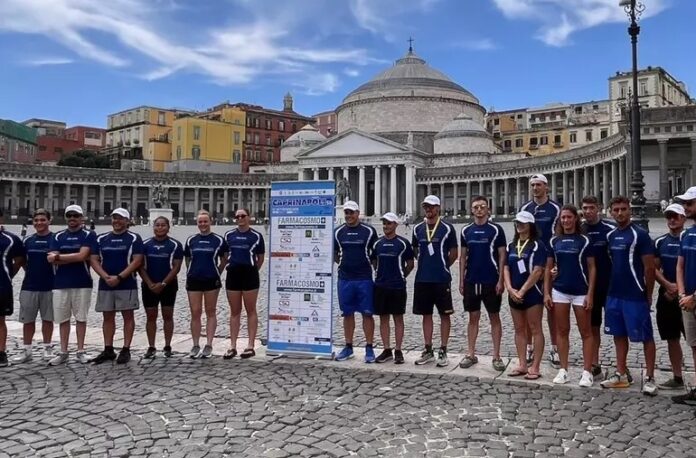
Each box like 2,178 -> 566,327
675,186 -> 696,202
111,208 -> 131,219
422,195 -> 441,206
380,212 -> 400,223
64,204 -> 83,215
514,210 -> 535,224
664,203 -> 686,217
343,200 -> 359,212
530,174 -> 548,184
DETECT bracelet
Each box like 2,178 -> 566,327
161,281 -> 167,287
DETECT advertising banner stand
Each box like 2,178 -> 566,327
266,181 -> 336,359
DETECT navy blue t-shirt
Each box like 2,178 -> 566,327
0,230 -> 25,293
50,227 -> 97,289
655,232 -> 682,284
581,219 -> 616,289
22,232 -> 54,292
371,235 -> 414,289
143,236 -> 184,283
460,221 -> 507,285
548,234 -> 594,296
184,233 -> 228,280
506,238 -> 546,295
224,228 -> 265,268
95,231 -> 144,291
607,223 -> 654,301
334,223 -> 378,281
520,199 -> 561,248
412,219 -> 458,283
679,226 -> 696,295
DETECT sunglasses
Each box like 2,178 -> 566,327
65,213 -> 81,218
472,204 -> 488,210
236,214 -> 248,218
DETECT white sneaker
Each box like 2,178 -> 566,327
642,376 -> 658,396
42,346 -> 55,361
548,349 -> 561,369
579,370 -> 594,387
48,352 -> 69,366
11,349 -> 32,364
553,368 -> 569,384
76,351 -> 90,364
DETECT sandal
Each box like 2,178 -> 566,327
240,348 -> 255,359
508,368 -> 528,377
524,372 -> 542,380
223,348 -> 237,360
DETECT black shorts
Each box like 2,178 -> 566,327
186,277 -> 221,292
413,282 -> 454,316
656,287 -> 684,341
226,265 -> 260,291
591,283 -> 609,327
464,282 -> 501,314
373,286 -> 407,316
0,289 -> 12,316
142,281 -> 178,308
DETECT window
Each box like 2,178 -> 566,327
601,129 -> 608,139
246,117 -> 252,127
176,145 -> 181,159
554,135 -> 562,146
126,112 -> 131,124
585,130 -> 593,142
265,119 -> 272,129
177,126 -> 181,141
574,106 -> 582,114
494,119 -> 500,126
279,135 -> 285,145
233,150 -> 240,163
515,138 -> 523,148
192,146 -> 201,159
279,121 -> 285,131
193,126 -> 201,140
530,137 -> 538,147
619,82 -> 627,98
55,147 -> 63,154
292,123 -> 297,132
158,111 -> 166,125
665,126 -> 672,133
234,132 -> 240,145
266,134 -> 271,146
503,140 -> 511,150
654,127 -> 661,133
134,127 -> 140,142
639,79 -> 648,96
570,132 -> 577,143
254,118 -> 260,128
592,104 -> 599,111
517,114 -> 523,119
540,136 -> 548,145
85,131 -> 101,139
254,133 -> 260,144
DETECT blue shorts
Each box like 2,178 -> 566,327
604,296 -> 654,342
338,279 -> 374,317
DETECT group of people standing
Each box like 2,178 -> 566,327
0,205 -> 265,367
333,174 -> 696,404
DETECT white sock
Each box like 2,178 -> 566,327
551,345 -> 558,352
24,344 -> 32,352
526,344 -> 533,351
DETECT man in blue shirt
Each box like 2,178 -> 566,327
333,200 -> 379,362
371,212 -> 414,364
47,204 -> 97,366
458,195 -> 507,371
654,203 -> 686,390
580,195 -> 616,377
90,208 -> 144,364
412,195 -> 458,367
674,186 -> 696,405
0,209 -> 27,368
12,209 -> 55,364
520,173 -> 561,367
600,196 -> 657,395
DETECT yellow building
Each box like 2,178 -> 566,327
170,116 -> 245,169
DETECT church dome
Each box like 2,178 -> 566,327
433,113 -> 496,155
280,124 -> 325,163
434,113 -> 488,139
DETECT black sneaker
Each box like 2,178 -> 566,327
0,351 -> 8,367
163,346 -> 173,358
116,348 -> 131,364
591,364 -> 602,377
375,349 -> 393,364
394,350 -> 404,364
672,388 -> 696,406
92,350 -> 117,365
143,347 -> 156,359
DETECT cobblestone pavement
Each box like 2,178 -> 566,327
5,218 -> 694,373
2,338 -> 696,458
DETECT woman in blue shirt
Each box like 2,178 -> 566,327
544,205 -> 596,387
184,210 -> 228,359
504,211 -> 546,380
223,208 -> 265,359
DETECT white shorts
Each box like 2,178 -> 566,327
18,290 -> 54,323
552,289 -> 586,307
684,310 -> 696,348
53,288 -> 92,323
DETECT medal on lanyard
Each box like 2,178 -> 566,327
516,239 -> 529,274
426,217 -> 440,256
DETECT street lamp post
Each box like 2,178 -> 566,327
620,0 -> 648,229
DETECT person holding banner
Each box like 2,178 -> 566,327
371,212 -> 414,364
334,200 -> 379,362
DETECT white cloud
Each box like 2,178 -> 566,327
491,0 -> 668,46
344,68 -> 361,77
349,0 -> 441,42
22,57 -> 74,66
455,38 -> 498,51
294,73 -> 340,96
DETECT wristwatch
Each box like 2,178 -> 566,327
161,281 -> 167,287
116,274 -> 123,281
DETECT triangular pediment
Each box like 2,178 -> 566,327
297,129 -> 412,159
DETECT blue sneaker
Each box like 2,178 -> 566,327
364,346 -> 376,363
335,346 -> 354,361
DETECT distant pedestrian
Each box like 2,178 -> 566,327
0,209 -> 27,368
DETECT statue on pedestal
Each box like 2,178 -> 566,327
336,177 -> 351,205
152,184 -> 169,209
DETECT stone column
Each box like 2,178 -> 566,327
264,188 -> 271,217
562,172 -> 569,205
179,188 -> 185,219
64,183 -> 71,208
342,166 -> 350,180
405,165 -> 415,217
690,138 -> 696,187
313,168 -> 319,181
98,185 -> 105,217
491,179 -> 498,216
452,182 -> 458,215
426,183 -> 432,195
503,178 -> 510,216
209,188 -> 215,214
658,139 -> 669,200
328,168 -> 334,181
297,168 -> 304,181
194,187 -> 200,211
28,182 -> 36,211
593,165 -> 600,198
390,165 -> 397,212
131,186 -> 138,215
551,173 -> 558,202
116,186 -> 122,209
236,188 -> 243,211
515,177 -> 522,209
611,159 -> 619,197
47,182 -> 54,211
358,166 -> 366,212
573,168 -> 581,205
466,181 -> 472,213
373,165 -> 382,216
619,157 -> 627,197
223,188 -> 230,218
478,180 -> 485,199
603,162 -> 611,210
583,167 -> 590,199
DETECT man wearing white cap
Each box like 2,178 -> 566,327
90,208 -> 144,365
412,195 -> 458,367
674,187 -> 696,405
371,212 -> 414,364
47,204 -> 97,365
653,203 -> 686,390
333,200 -> 379,362
520,173 -> 561,367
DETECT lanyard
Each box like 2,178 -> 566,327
426,218 -> 441,243
516,239 -> 529,258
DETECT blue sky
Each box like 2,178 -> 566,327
0,0 -> 693,128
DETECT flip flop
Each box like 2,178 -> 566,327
524,372 -> 542,380
240,348 -> 255,359
508,368 -> 528,377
